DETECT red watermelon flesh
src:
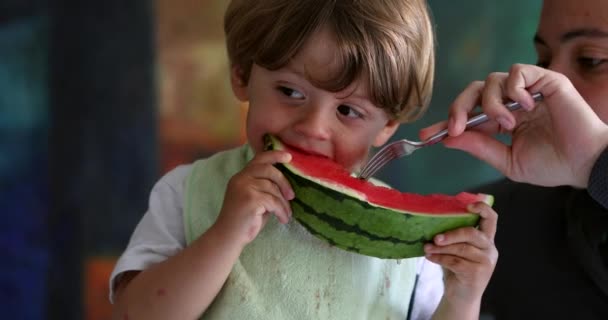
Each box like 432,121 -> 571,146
280,140 -> 492,215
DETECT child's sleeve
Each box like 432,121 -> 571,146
108,164 -> 192,304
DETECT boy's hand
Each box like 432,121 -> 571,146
423,202 -> 498,303
214,150 -> 295,246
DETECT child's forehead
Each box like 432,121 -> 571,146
291,29 -> 361,78
289,27 -> 341,75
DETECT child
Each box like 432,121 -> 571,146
110,0 -> 498,319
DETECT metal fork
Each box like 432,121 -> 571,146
358,92 -> 543,180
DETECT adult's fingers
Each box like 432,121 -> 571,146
447,81 -> 485,136
443,131 -> 513,177
504,64 -> 541,111
480,72 -> 517,130
505,64 -> 599,136
419,120 -> 448,141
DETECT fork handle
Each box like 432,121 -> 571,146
424,92 -> 543,145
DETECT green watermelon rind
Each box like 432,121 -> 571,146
284,161 -> 493,216
266,135 -> 494,259
279,165 -> 484,259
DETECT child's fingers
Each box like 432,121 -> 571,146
424,254 -> 480,275
247,162 -> 295,201
257,187 -> 292,224
424,242 -> 497,266
431,227 -> 493,251
468,202 -> 498,241
256,179 -> 292,211
425,243 -> 477,260
426,254 -> 481,274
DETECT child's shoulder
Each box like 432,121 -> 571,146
149,164 -> 193,202
159,144 -> 251,185
159,164 -> 193,185
156,144 -> 252,195
188,143 -> 253,174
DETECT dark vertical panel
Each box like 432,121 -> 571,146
48,0 -> 158,318
0,13 -> 49,320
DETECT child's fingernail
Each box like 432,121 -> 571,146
435,234 -> 444,243
467,203 -> 481,213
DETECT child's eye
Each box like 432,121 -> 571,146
278,86 -> 305,99
337,104 -> 363,119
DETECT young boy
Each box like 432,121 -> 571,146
110,0 -> 498,319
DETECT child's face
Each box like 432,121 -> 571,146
231,27 -> 400,171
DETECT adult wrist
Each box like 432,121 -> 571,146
588,146 -> 608,209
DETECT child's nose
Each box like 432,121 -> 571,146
293,109 -> 332,140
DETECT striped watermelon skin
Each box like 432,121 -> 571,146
266,135 -> 493,259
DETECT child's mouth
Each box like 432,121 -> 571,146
282,141 -> 328,159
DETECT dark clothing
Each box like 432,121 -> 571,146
478,179 -> 608,320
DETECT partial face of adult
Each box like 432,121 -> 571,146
535,0 -> 608,122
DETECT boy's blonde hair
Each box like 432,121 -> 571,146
224,0 -> 435,122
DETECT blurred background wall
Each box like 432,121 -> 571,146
1,1 -> 49,319
0,0 -> 540,319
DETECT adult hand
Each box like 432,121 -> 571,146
422,64 -> 608,188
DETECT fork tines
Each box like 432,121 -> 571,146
358,144 -> 400,180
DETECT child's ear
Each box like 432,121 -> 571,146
372,119 -> 400,147
230,65 -> 248,102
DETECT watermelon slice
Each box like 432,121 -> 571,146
265,134 -> 493,259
